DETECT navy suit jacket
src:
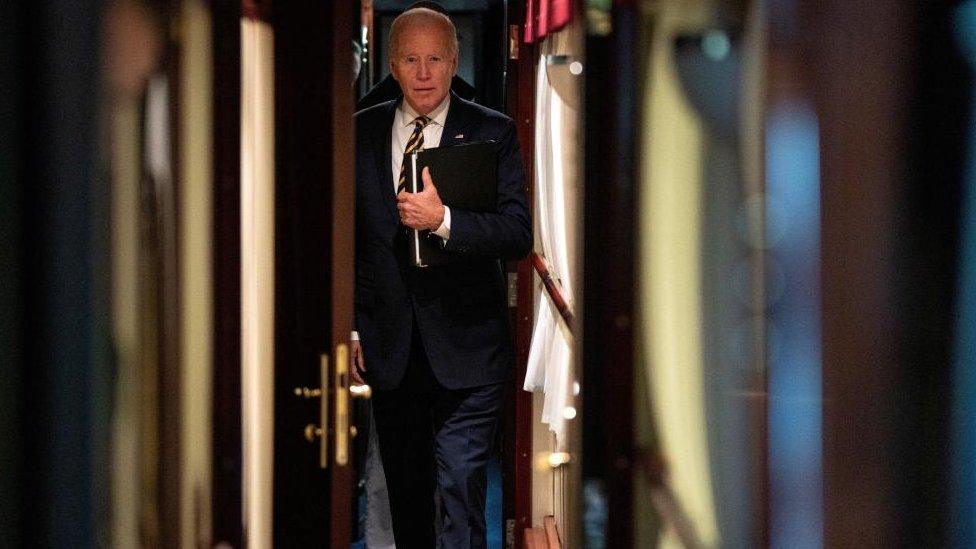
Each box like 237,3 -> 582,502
354,93 -> 532,390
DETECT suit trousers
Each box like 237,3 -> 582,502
371,320 -> 504,549
364,408 -> 396,549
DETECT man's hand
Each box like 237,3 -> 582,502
397,167 -> 445,230
351,339 -> 366,385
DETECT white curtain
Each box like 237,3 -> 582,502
524,34 -> 578,451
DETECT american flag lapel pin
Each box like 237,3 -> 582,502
454,134 -> 464,139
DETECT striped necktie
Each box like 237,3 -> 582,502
397,115 -> 432,194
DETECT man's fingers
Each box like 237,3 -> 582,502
421,167 -> 435,191
351,340 -> 365,372
397,193 -> 436,228
350,341 -> 366,385
399,203 -> 420,222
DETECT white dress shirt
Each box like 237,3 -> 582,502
393,96 -> 452,240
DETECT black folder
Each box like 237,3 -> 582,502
405,141 -> 497,267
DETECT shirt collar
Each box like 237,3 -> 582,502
398,95 -> 451,128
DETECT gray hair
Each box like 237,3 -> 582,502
388,7 -> 459,60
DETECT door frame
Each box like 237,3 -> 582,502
506,1 -> 538,547
270,0 -> 355,546
211,1 -> 355,546
211,1 -> 243,547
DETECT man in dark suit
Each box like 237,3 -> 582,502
351,6 -> 531,549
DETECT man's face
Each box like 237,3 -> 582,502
389,22 -> 457,115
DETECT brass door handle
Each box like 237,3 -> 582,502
292,355 -> 330,469
296,345 -> 354,469
303,423 -> 324,443
334,343 -> 350,466
294,387 -> 322,399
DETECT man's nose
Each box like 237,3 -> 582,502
417,61 -> 431,79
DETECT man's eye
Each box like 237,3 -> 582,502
405,56 -> 418,63
430,56 -> 442,62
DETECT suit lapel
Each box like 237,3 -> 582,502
371,101 -> 398,223
441,92 -> 473,148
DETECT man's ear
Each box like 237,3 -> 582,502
389,60 -> 399,81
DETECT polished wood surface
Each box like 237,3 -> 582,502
271,1 -> 353,545
211,1 -> 243,546
507,3 -> 537,546
158,34 -> 184,549
808,1 -> 958,545
242,0 -> 272,22
328,0 -> 356,546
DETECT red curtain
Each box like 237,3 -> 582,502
524,0 -> 572,43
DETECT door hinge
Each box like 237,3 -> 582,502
508,272 -> 518,308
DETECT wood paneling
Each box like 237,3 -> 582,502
211,0 -> 242,546
806,1 -> 932,546
271,1 -> 354,546
328,0 -> 355,546
506,0 -> 537,544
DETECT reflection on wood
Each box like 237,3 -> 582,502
240,16 -> 276,549
242,0 -> 272,22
